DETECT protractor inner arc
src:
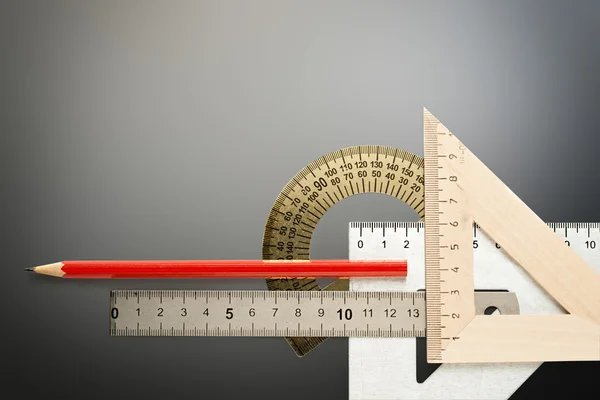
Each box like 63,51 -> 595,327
261,145 -> 426,357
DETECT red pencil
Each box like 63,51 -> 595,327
25,260 -> 407,279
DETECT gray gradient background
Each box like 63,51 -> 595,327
3,1 -> 600,399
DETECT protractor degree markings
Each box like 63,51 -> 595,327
261,145 -> 425,357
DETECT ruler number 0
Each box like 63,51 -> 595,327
357,240 -> 409,249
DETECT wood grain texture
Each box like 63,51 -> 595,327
424,108 -> 475,362
450,138 -> 600,322
441,315 -> 600,363
424,108 -> 600,363
349,222 -> 600,399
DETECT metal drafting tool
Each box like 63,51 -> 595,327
105,109 -> 600,364
261,145 -> 427,356
109,289 -> 517,338
348,221 -> 600,399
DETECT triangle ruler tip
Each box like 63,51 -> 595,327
423,107 -> 441,123
423,112 -> 600,363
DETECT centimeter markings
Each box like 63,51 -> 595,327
424,120 -> 444,361
351,220 -> 600,361
349,222 -> 600,277
349,222 -> 600,249
109,290 -> 426,338
260,145 -> 426,355
108,222 -> 599,339
261,145 -> 425,292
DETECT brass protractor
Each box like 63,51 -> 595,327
262,145 -> 425,357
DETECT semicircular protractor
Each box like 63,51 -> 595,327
262,145 -> 425,357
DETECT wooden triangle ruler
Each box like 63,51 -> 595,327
423,107 -> 600,363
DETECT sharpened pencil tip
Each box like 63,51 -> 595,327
24,267 -> 34,272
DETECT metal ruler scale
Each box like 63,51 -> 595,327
349,221 -> 600,316
348,221 -> 600,315
109,289 -> 517,337
349,221 -> 600,262
348,221 -> 600,400
110,290 -> 426,338
109,222 -> 600,338
260,144 -> 427,356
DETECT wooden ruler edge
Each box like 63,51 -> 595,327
423,107 -> 600,363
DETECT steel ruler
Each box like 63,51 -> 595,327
260,144 -> 427,356
109,289 -> 519,337
348,221 -> 600,400
109,222 -> 599,337
109,290 -> 426,337
349,221 -> 599,260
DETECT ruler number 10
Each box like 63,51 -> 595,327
337,308 -> 353,320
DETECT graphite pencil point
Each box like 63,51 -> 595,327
24,267 -> 34,272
